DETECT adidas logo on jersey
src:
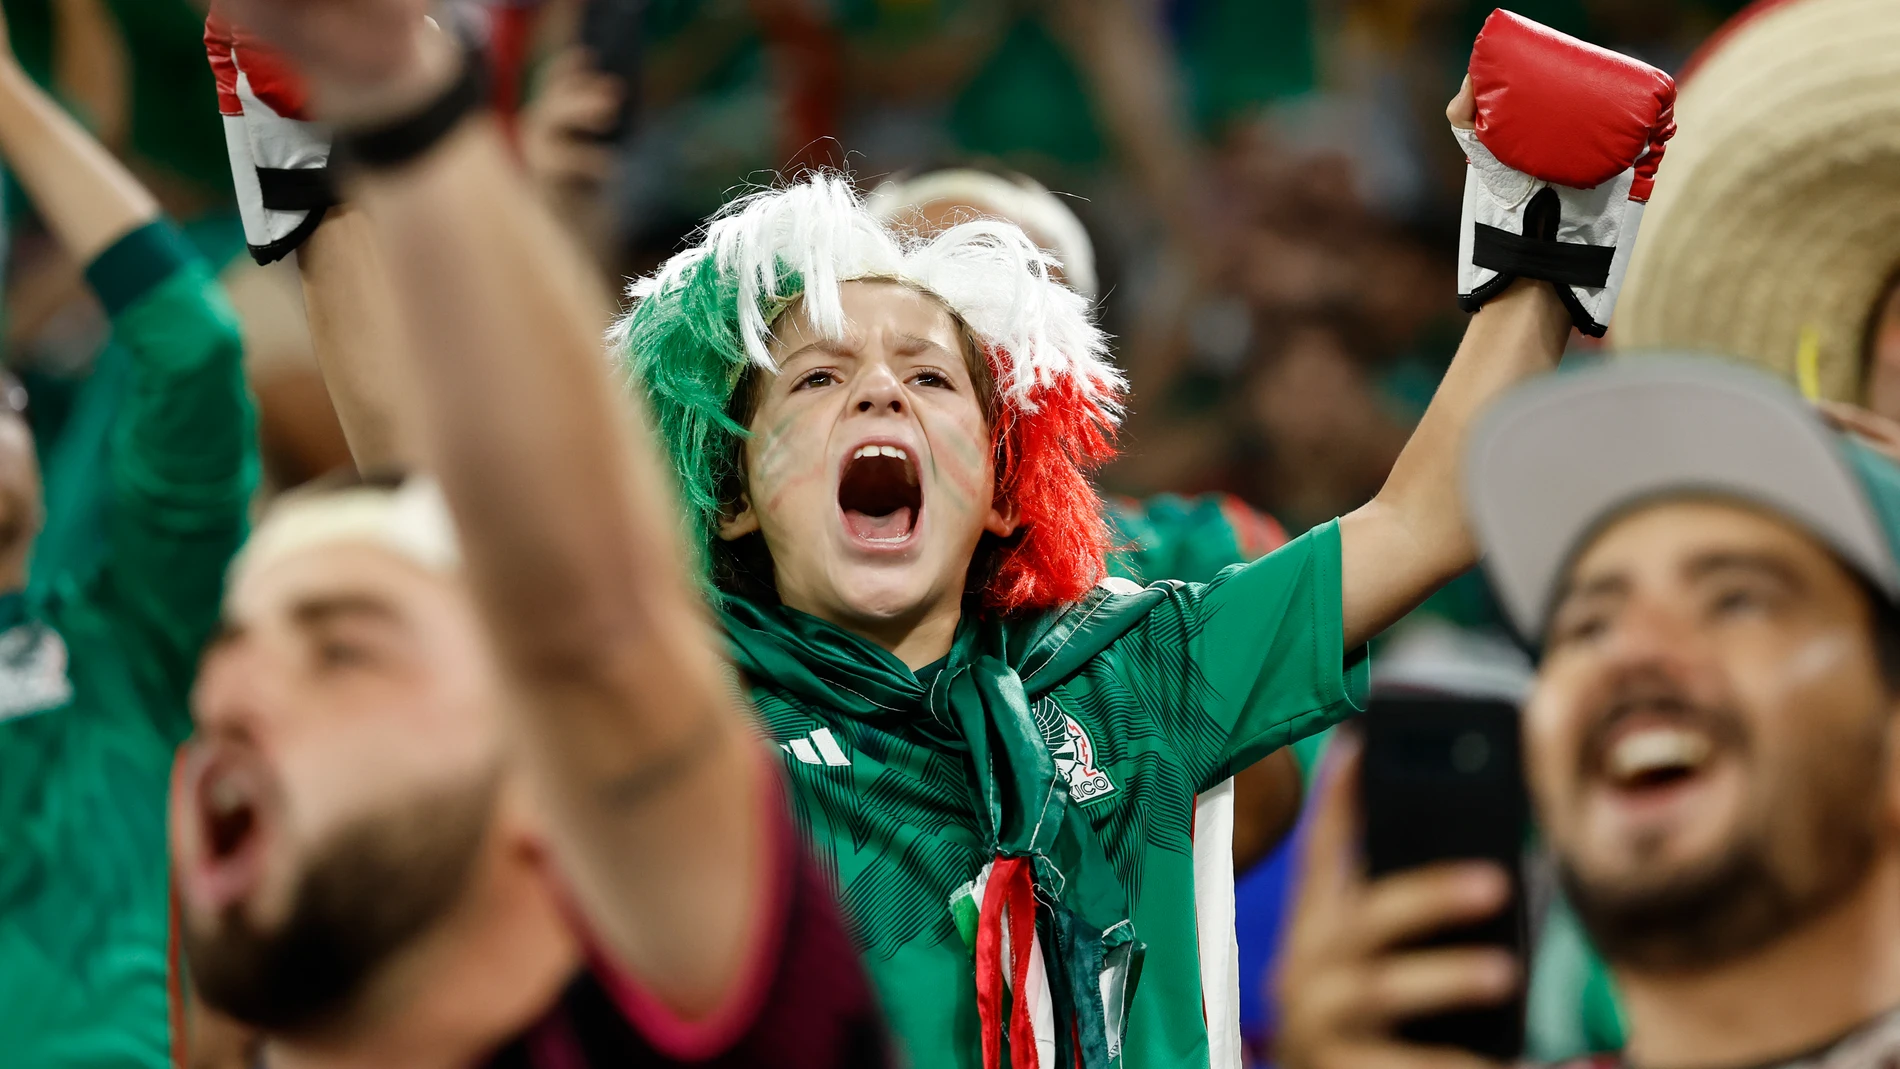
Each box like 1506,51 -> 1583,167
781,727 -> 851,767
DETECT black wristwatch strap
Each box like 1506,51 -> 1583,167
332,28 -> 489,173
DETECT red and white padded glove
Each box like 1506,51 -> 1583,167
206,7 -> 336,265
1455,10 -> 1676,337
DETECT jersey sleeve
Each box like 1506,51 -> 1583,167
87,222 -> 255,713
571,781 -> 892,1068
1120,518 -> 1369,794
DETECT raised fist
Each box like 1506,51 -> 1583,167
207,3 -> 336,264
1452,10 -> 1676,337
217,0 -> 436,97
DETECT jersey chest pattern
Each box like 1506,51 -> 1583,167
749,670 -> 1205,962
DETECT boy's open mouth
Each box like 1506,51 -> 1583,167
838,443 -> 921,545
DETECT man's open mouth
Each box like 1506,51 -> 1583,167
174,739 -> 273,913
1604,723 -> 1713,791
838,443 -> 922,545
203,759 -> 261,864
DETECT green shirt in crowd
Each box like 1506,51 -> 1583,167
1106,493 -> 1287,589
0,221 -> 254,1066
730,519 -> 1369,1069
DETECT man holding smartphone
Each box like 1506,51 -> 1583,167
1279,358 -> 1900,1069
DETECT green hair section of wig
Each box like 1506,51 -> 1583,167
612,248 -> 804,587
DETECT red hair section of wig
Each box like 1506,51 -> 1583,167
981,348 -> 1121,613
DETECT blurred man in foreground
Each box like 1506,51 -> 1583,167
1279,358 -> 1900,1069
175,474 -> 887,1067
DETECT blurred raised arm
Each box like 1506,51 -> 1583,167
1337,279 -> 1569,649
0,13 -> 253,709
236,4 -> 766,1015
0,25 -> 156,260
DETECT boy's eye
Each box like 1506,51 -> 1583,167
793,369 -> 838,391
912,370 -> 954,389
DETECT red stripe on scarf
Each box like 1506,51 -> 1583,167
975,857 -> 1042,1069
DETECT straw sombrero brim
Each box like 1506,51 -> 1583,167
1611,0 -> 1900,403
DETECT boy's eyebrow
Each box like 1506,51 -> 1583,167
781,339 -> 859,362
895,333 -> 957,355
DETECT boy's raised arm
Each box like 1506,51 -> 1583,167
1338,19 -> 1676,649
1338,277 -> 1569,650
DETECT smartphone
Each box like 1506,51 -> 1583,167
578,0 -> 645,142
1360,693 -> 1529,1061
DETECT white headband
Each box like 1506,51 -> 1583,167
228,477 -> 462,597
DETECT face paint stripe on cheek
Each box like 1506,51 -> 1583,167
749,392 -> 846,518
750,407 -> 819,490
915,409 -> 995,518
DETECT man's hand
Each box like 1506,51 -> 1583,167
1275,734 -> 1518,1069
1233,749 -> 1304,872
520,48 -> 622,259
522,50 -> 623,192
0,5 -> 156,264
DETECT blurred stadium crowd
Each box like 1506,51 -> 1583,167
0,0 -> 1748,519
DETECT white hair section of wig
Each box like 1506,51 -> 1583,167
904,218 -> 1119,410
865,169 -> 1100,301
622,173 -> 1122,414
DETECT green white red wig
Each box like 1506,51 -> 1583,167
610,174 -> 1125,612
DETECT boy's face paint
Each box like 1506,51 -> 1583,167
721,280 -> 1018,647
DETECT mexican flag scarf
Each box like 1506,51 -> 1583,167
721,584 -> 1173,1069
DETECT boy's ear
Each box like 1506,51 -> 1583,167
719,495 -> 762,540
985,496 -> 1021,538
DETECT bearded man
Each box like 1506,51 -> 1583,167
1280,358 -> 1900,1069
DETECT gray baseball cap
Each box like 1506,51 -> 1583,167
1465,356 -> 1900,642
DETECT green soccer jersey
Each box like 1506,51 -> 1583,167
732,520 -> 1369,1069
0,222 -> 253,1066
